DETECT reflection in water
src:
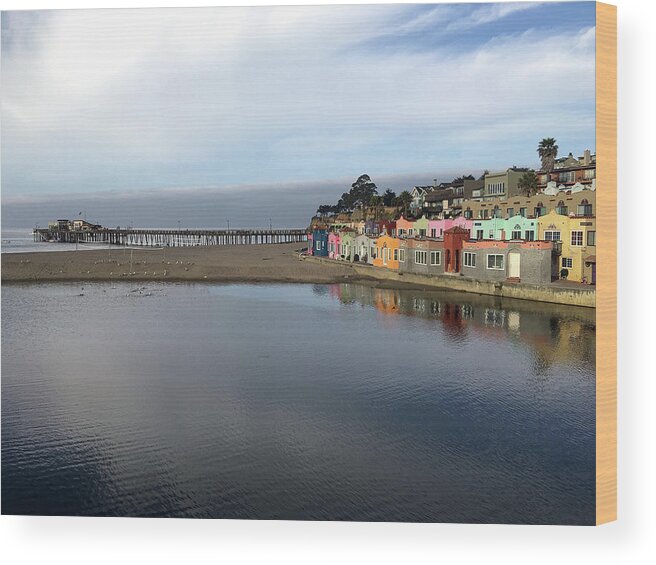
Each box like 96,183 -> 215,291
3,282 -> 595,524
323,283 -> 595,373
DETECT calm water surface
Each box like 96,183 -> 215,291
1,283 -> 595,523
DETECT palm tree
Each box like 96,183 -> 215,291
369,195 -> 383,220
517,170 -> 539,197
537,138 -> 558,173
396,191 -> 412,217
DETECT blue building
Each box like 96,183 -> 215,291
311,229 -> 329,257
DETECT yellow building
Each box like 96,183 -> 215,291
537,211 -> 596,284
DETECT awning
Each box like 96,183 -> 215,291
584,255 -> 596,263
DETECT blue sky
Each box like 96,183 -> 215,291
1,2 -> 596,227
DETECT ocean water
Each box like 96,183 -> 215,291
1,282 -> 596,523
1,229 -> 109,254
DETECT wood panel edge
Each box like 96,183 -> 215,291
595,1 -> 617,526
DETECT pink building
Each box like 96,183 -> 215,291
428,217 -> 473,239
396,216 -> 415,237
328,231 -> 341,259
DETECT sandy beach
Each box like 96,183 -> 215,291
1,243 -> 368,284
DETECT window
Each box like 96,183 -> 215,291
419,229 -> 426,237
370,246 -> 376,258
476,230 -> 484,240
316,241 -> 321,251
559,171 -> 575,183
534,203 -> 546,217
464,209 -> 473,219
430,228 -> 437,238
571,231 -> 584,246
519,207 -> 527,217
463,252 -> 476,268
525,230 -> 535,241
488,181 -> 506,195
587,231 -> 596,246
488,231 -> 494,239
483,210 -> 489,219
393,249 -> 398,261
487,254 -> 504,270
415,250 -> 427,265
399,249 -> 406,262
562,257 -> 573,268
584,168 -> 596,180
544,230 -> 561,241
493,206 -> 502,219
577,199 -> 593,216
556,201 -> 568,215
511,230 -> 522,240
430,251 -> 441,265
507,208 -> 514,217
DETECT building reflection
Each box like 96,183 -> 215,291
324,283 -> 596,370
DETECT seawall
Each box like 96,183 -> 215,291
302,255 -> 596,308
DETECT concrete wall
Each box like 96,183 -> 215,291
303,256 -> 594,308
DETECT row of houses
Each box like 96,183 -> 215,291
409,149 -> 595,218
309,206 -> 596,285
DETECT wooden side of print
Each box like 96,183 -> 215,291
595,1 -> 617,526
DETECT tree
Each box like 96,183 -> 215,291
452,174 -> 475,184
396,190 -> 412,217
479,170 -> 489,180
537,138 -> 558,173
517,170 -> 539,197
382,189 -> 396,206
316,204 -> 333,217
350,174 -> 378,208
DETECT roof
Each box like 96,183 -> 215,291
424,188 -> 456,202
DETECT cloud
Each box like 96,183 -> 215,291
397,2 -> 543,34
1,4 -> 595,200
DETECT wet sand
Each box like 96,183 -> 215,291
1,243 -> 365,284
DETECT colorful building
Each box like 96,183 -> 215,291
354,234 -> 376,264
537,211 -> 596,283
413,216 -> 430,237
378,219 -> 396,236
328,231 -> 341,259
460,240 -> 553,285
396,216 -> 415,237
311,229 -> 329,257
399,238 -> 445,277
462,188 -> 595,221
429,217 -> 473,239
340,230 -> 356,261
373,234 -> 400,270
443,227 -> 470,273
470,215 -> 538,241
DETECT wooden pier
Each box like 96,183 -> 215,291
33,227 -> 308,247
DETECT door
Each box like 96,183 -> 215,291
508,252 -> 521,278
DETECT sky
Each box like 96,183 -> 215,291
1,2 -> 596,228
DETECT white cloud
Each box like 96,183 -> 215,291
1,5 -> 595,197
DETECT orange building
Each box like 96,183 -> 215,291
373,234 -> 400,270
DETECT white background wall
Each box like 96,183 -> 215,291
1,0 -> 654,563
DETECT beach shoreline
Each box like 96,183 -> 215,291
1,242 -> 595,307
1,243 -> 386,287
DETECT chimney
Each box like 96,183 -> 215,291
583,149 -> 591,165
